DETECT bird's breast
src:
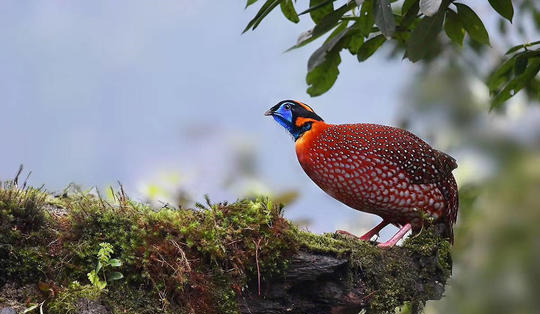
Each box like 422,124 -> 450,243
295,121 -> 330,165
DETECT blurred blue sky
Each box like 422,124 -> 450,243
0,1 -> 414,234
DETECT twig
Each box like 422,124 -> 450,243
253,238 -> 262,296
22,171 -> 32,189
14,164 -> 23,186
361,290 -> 377,302
170,239 -> 191,272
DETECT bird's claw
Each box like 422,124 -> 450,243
335,229 -> 362,240
376,242 -> 394,248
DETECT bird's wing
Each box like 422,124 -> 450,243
359,124 -> 457,185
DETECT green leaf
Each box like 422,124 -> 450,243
487,55 -> 517,92
308,23 -> 349,71
109,271 -> 124,281
357,34 -> 386,61
444,9 -> 465,46
406,8 -> 445,62
491,58 -> 540,109
312,3 -> 353,35
400,0 -> 419,29
243,0 -> 281,33
402,0 -> 419,15
488,50 -> 540,93
348,32 -> 365,54
307,50 -> 341,96
309,0 -> 335,24
505,44 -> 525,55
514,55 -> 528,76
488,0 -> 513,22
280,0 -> 300,23
97,281 -> 107,290
505,40 -> 540,55
287,3 -> 352,50
108,258 -> 122,267
358,0 -> 375,37
324,20 -> 349,43
246,0 -> 258,8
88,270 -> 104,288
299,0 -> 335,16
98,242 -> 113,262
455,3 -> 490,45
374,0 -> 396,38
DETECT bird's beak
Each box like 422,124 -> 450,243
264,109 -> 274,116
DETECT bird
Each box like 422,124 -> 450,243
265,100 -> 458,246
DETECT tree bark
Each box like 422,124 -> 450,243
240,227 -> 451,314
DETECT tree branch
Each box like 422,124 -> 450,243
240,225 -> 451,314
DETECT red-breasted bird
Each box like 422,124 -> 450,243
265,100 -> 458,246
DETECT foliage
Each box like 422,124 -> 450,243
86,243 -> 124,290
242,0 -> 540,108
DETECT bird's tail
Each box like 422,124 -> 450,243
439,175 -> 458,244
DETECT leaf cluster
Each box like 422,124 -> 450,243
87,242 -> 124,290
488,42 -> 540,110
243,0 -> 539,108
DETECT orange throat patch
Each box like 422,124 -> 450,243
295,121 -> 329,164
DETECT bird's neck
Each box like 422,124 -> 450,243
292,122 -> 313,140
295,121 -> 330,158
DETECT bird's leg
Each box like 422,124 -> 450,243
359,220 -> 389,241
336,220 -> 389,241
377,223 -> 412,248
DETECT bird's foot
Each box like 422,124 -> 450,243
336,230 -> 363,240
336,230 -> 378,242
376,241 -> 395,248
376,223 -> 412,248
336,230 -> 393,247
336,220 -> 390,242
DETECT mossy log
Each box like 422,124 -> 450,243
240,240 -> 450,314
0,182 -> 452,314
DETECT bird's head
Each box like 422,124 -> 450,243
265,100 -> 324,141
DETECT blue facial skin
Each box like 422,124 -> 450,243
271,103 -> 312,141
272,104 -> 294,132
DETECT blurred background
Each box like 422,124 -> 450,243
0,1 -> 538,313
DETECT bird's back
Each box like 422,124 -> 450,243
296,122 -> 458,238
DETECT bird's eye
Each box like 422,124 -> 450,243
284,104 -> 291,110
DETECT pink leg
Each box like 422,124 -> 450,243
336,220 -> 389,241
359,220 -> 389,241
377,223 -> 412,248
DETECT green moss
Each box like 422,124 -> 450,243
403,226 -> 453,278
0,181 -> 452,313
0,182 -> 54,286
102,283 -> 165,314
47,281 -> 102,314
0,182 -> 47,233
0,183 -> 297,312
289,224 -> 452,313
293,227 -> 380,257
